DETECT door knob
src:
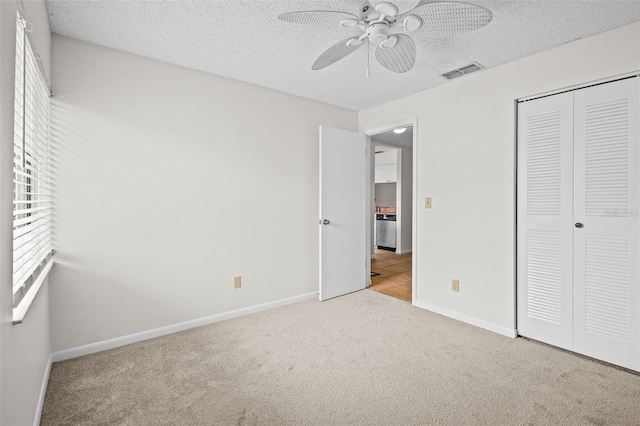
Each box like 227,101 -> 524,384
575,223 -> 584,228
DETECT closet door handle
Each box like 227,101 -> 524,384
575,223 -> 584,228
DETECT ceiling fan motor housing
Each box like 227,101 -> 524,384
368,22 -> 390,43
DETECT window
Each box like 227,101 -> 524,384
12,12 -> 53,323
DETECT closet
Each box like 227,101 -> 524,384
517,76 -> 639,371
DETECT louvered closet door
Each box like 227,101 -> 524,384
573,78 -> 640,370
517,92 -> 574,350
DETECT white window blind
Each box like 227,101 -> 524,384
12,12 -> 53,314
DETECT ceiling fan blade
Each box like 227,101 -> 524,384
312,37 -> 365,70
277,10 -> 358,26
401,1 -> 492,36
375,34 -> 416,73
397,1 -> 424,14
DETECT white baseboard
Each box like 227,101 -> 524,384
415,300 -> 517,338
52,292 -> 318,363
396,249 -> 412,254
34,354 -> 53,426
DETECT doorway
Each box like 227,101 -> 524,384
365,120 -> 417,304
370,247 -> 412,302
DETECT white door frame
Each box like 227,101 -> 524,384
365,118 -> 418,305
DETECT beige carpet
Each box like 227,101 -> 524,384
41,290 -> 640,425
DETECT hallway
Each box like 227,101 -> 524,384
369,249 -> 412,302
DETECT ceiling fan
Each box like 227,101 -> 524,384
277,0 -> 493,73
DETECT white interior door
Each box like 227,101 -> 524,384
517,91 -> 575,350
319,126 -> 367,301
573,78 -> 640,370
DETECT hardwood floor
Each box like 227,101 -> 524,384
369,248 -> 412,302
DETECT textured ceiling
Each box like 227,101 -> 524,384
45,0 -> 640,111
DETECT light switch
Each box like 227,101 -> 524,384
425,197 -> 432,209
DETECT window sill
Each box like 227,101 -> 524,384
12,260 -> 54,325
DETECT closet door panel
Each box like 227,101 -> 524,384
573,77 -> 640,370
517,92 -> 574,349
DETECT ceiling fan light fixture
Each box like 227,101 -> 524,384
340,19 -> 359,28
393,128 -> 406,134
379,35 -> 398,49
403,15 -> 422,32
375,3 -> 398,16
346,37 -> 364,47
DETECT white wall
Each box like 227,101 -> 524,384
0,1 -> 52,424
49,36 -> 358,352
359,22 -> 640,335
398,148 -> 412,253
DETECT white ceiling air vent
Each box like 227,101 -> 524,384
440,62 -> 485,80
